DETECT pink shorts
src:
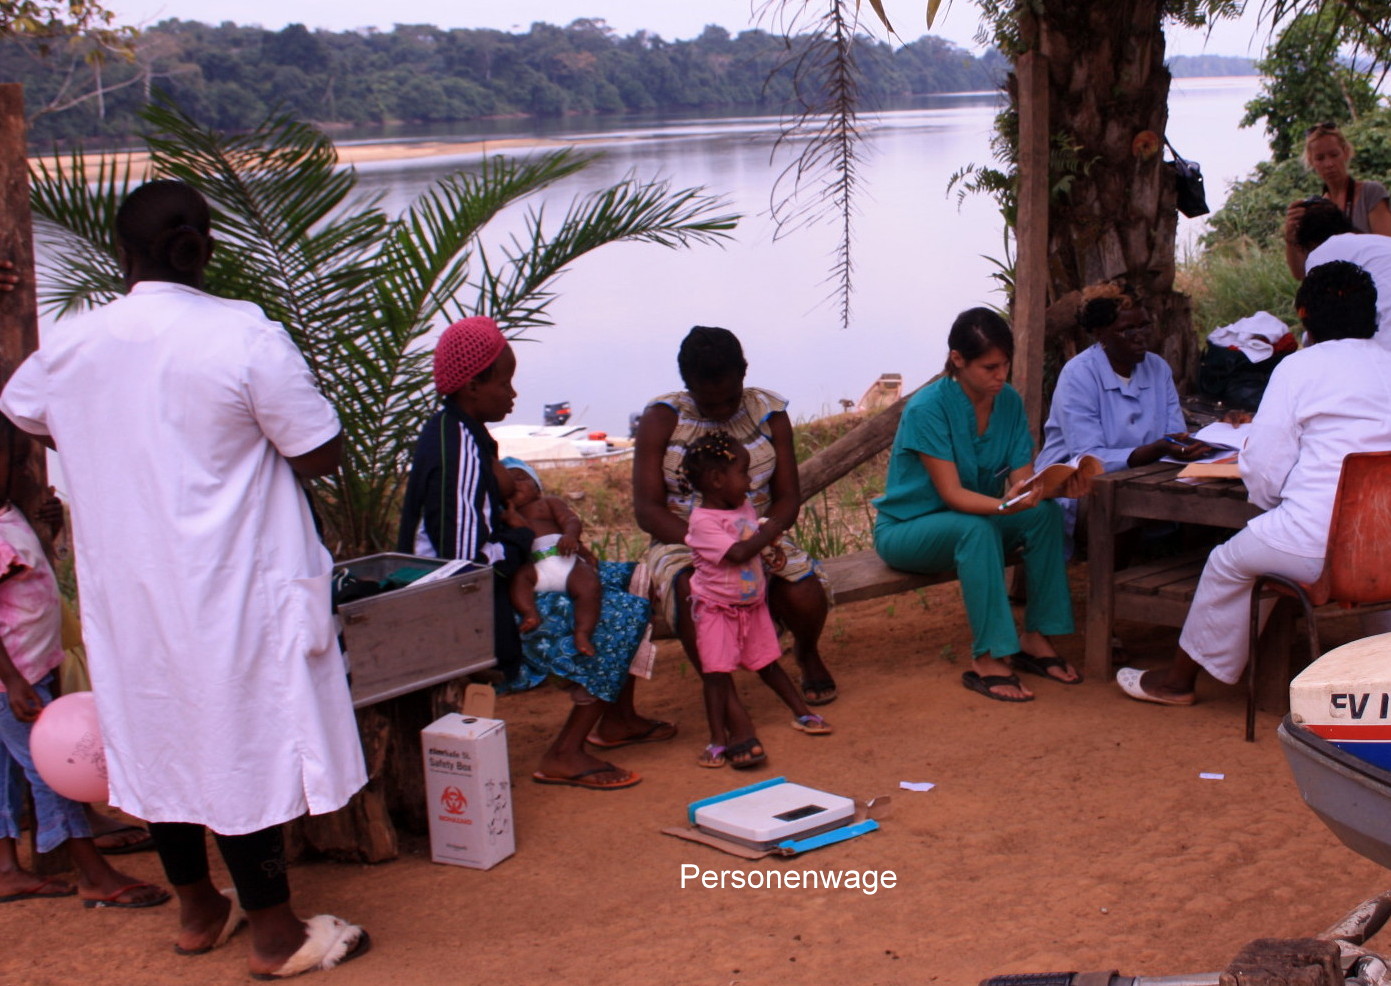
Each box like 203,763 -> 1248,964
691,597 -> 782,673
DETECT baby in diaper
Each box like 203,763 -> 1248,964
503,457 -> 602,656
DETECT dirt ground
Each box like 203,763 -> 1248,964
3,569 -> 1386,986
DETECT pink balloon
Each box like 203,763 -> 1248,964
31,691 -> 109,804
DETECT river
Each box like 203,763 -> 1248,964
342,76 -> 1268,435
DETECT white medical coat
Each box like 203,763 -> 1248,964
0,281 -> 366,834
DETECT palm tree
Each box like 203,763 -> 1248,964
30,102 -> 738,556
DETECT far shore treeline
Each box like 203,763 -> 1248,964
8,18 -> 1253,148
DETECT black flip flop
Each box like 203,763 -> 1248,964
961,670 -> 1034,703
725,737 -> 768,769
1011,650 -> 1083,685
799,677 -> 838,706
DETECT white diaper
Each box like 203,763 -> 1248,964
531,533 -> 578,592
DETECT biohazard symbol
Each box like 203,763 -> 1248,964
440,786 -> 468,815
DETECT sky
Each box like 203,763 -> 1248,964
107,0 -> 1277,59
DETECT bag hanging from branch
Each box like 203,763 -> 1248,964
1164,136 -> 1209,218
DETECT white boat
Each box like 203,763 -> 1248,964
490,423 -> 634,469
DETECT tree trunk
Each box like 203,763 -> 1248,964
1022,1 -> 1198,394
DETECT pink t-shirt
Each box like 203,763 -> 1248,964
0,504 -> 64,689
685,501 -> 767,606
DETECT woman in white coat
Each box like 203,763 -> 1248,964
0,181 -> 369,978
1118,260 -> 1391,706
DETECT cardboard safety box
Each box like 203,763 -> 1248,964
334,552 -> 494,707
421,713 -> 515,870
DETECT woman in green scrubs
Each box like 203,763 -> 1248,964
873,308 -> 1078,702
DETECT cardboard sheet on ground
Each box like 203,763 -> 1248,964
663,777 -> 887,859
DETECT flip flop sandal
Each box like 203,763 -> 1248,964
93,823 -> 155,855
1012,650 -> 1083,685
961,670 -> 1034,703
698,744 -> 727,768
0,876 -> 75,903
531,764 -> 643,790
726,738 -> 768,770
799,677 -> 838,706
585,720 -> 678,749
82,881 -> 171,909
790,714 -> 834,735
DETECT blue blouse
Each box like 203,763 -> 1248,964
1036,344 -> 1184,473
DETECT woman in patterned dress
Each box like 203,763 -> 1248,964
633,327 -> 836,737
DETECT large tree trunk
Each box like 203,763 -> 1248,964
1022,1 -> 1198,394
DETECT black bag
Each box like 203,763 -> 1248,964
1197,342 -> 1287,411
1165,136 -> 1209,218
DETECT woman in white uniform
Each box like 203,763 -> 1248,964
1,181 -> 369,978
1118,260 -> 1391,706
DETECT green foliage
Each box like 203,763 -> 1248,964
1184,240 -> 1299,339
1206,107 -> 1391,246
30,102 -> 738,556
2,17 -> 1008,145
1240,11 -> 1381,161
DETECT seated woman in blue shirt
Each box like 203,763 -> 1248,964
1037,282 -> 1205,474
873,308 -> 1081,703
1036,283 -> 1209,546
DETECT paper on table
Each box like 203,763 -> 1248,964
1161,421 -> 1249,465
1178,460 -> 1241,480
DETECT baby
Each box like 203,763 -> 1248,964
503,457 -> 602,656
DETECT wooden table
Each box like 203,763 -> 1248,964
1084,461 -> 1261,681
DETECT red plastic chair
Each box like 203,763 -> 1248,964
1246,451 -> 1391,741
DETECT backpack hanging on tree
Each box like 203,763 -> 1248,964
1165,136 -> 1209,218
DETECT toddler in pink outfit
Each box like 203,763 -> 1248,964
681,432 -> 832,770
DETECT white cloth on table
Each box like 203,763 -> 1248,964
1205,311 -> 1292,363
1305,232 -> 1391,346
0,280 -> 366,835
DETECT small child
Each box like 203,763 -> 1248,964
503,457 -> 603,657
681,432 -> 831,770
0,478 -> 169,908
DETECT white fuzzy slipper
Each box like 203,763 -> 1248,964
1116,666 -> 1196,707
251,914 -> 371,980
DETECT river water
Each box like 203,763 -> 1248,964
345,76 -> 1268,435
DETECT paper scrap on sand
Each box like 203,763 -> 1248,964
899,781 -> 936,792
1199,772 -> 1225,780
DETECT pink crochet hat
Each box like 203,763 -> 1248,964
434,316 -> 507,394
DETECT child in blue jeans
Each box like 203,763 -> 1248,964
0,478 -> 169,909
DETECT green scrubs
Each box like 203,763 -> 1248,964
873,376 -> 1073,659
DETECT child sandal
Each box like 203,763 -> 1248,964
698,744 -> 727,768
791,714 -> 834,735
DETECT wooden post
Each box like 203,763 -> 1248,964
1013,47 -> 1050,438
0,84 -> 47,517
0,83 -> 68,876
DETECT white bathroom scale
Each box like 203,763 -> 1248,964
691,778 -> 857,850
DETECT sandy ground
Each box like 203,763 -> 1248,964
2,569 -> 1386,986
30,135 -> 580,179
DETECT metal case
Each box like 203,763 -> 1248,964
335,552 -> 494,707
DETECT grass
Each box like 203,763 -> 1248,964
1178,237 -> 1299,340
542,410 -> 886,562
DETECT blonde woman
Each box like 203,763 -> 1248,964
1285,122 -> 1391,278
